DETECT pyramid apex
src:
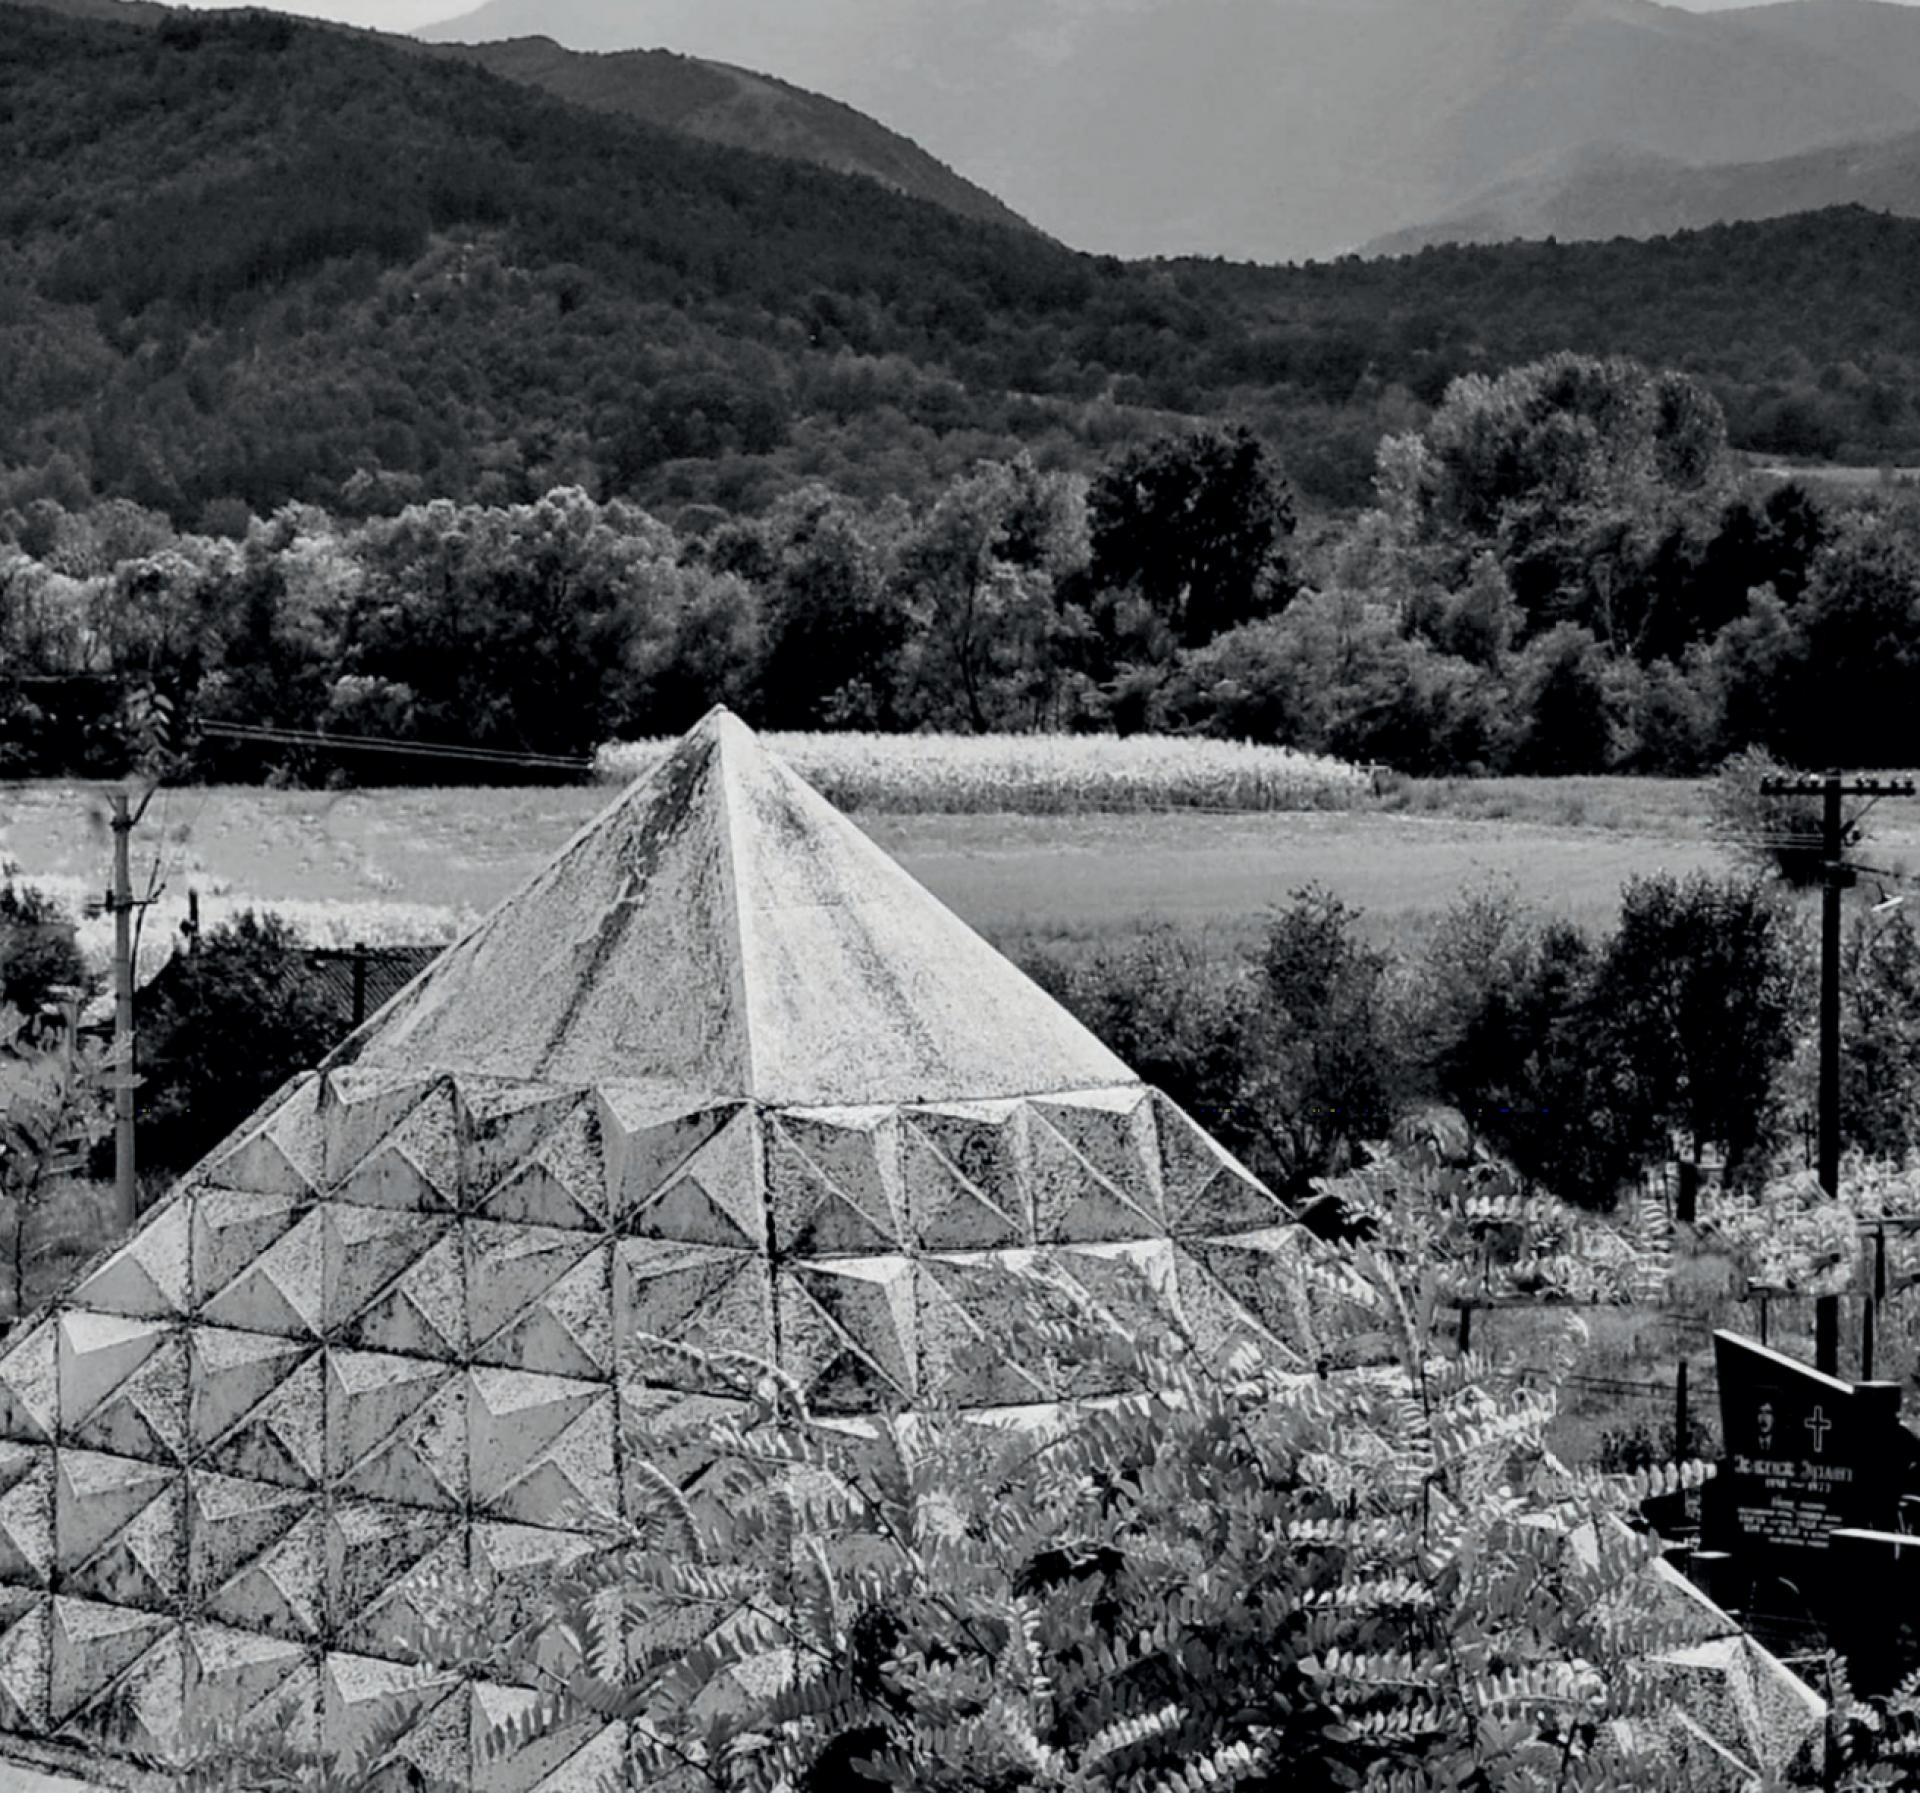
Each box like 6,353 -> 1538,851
691,706 -> 748,741
346,713 -> 1135,1106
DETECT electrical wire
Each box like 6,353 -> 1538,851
196,720 -> 593,772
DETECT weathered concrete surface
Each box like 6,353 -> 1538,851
0,1770 -> 111,1792
353,709 -> 1137,1105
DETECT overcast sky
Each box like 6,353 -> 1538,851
168,0 -> 1920,34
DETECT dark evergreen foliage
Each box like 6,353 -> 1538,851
1085,426 -> 1295,645
0,883 -> 89,1021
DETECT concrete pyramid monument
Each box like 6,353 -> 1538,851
0,711 -> 1340,1788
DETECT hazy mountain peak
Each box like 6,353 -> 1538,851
417,0 -> 1920,260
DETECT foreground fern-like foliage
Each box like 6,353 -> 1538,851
275,1252 -> 1739,1793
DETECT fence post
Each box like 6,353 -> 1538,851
1816,1295 -> 1840,1378
351,942 -> 369,1028
1864,1225 -> 1889,1381
1676,1161 -> 1699,1226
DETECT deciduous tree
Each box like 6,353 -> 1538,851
133,912 -> 338,1174
1589,870 -> 1803,1183
1087,425 -> 1295,648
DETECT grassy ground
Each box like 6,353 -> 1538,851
1,777 -> 1764,961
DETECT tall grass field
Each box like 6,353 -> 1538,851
596,730 -> 1373,812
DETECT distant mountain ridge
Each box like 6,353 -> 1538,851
418,0 -> 1920,260
6,0 -> 1035,236
1364,127 -> 1920,254
417,38 -> 1036,235
15,0 -> 1920,531
1726,0 -> 1920,105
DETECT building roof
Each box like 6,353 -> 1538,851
303,945 -> 443,1028
91,945 -> 442,1042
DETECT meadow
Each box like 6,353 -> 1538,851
0,776 -> 1750,985
9,731 -> 1920,984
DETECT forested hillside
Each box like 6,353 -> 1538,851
8,6 -> 1920,529
423,37 -> 1036,235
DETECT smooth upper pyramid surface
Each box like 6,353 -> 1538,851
349,708 -> 1133,1108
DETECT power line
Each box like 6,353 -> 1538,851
196,720 -> 593,773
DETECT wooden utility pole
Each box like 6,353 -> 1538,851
103,785 -> 162,1233
109,793 -> 138,1232
1866,1225 -> 1888,1382
1762,770 -> 1916,1374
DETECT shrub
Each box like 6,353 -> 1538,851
1245,886 -> 1410,1187
1024,892 -> 1409,1194
0,1002 -> 111,1320
1020,927 -> 1263,1165
131,912 -> 339,1174
1841,904 -> 1920,1162
1589,870 -> 1803,1185
0,881 -> 90,1022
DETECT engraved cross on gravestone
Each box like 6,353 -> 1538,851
1708,1331 -> 1902,1567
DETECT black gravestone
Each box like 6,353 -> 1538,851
1706,1330 -> 1903,1568
1831,1528 -> 1920,1694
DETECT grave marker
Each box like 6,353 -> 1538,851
1830,1529 -> 1920,1693
1707,1330 -> 1904,1567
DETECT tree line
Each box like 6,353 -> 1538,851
7,352 -> 1920,779
11,6 -> 1920,528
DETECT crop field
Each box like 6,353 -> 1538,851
0,771 -> 1785,985
594,729 -> 1373,813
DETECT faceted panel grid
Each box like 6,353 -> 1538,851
468,1228 -> 610,1380
779,1257 -> 919,1412
0,714 -> 1391,1789
0,1447 -> 53,1593
474,1095 -> 607,1232
901,1104 -> 1030,1251
468,1368 -> 616,1529
0,1079 -> 1343,1789
616,1101 -> 761,1248
614,1240 -> 771,1388
767,1110 -> 904,1256
71,1203 -> 190,1321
